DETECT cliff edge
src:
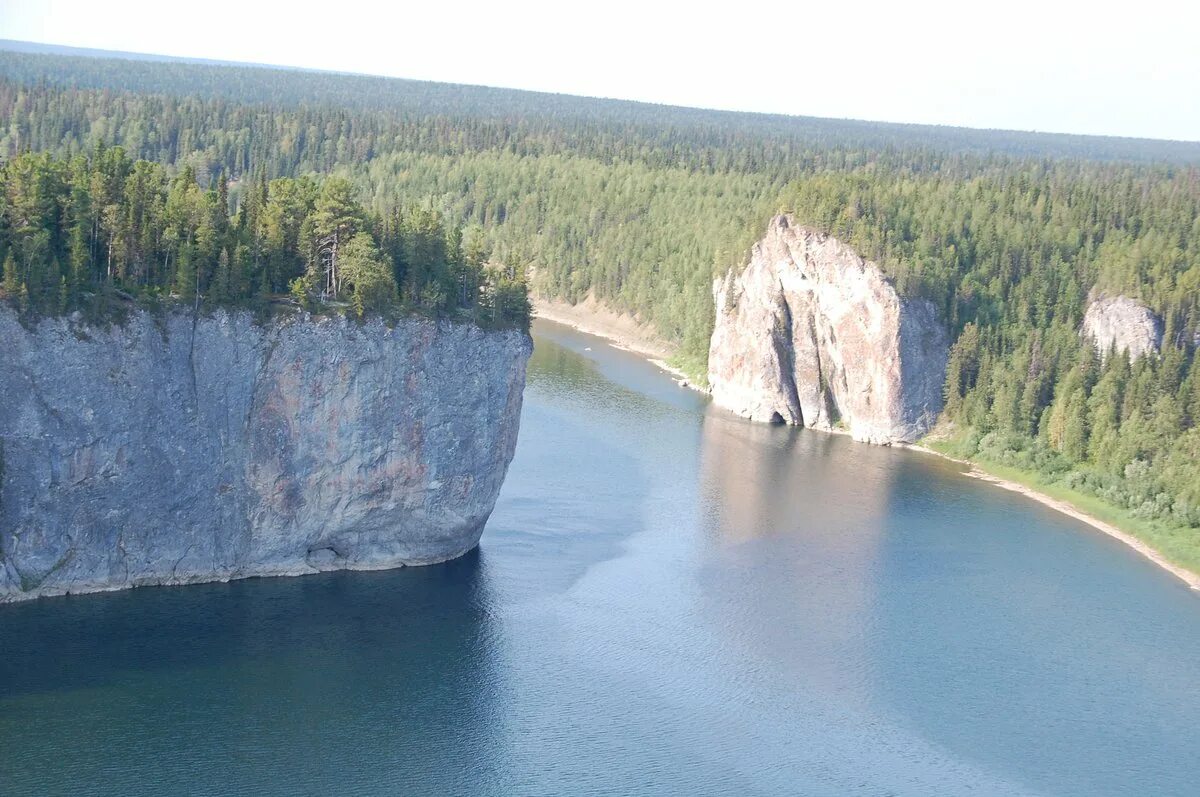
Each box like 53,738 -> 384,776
708,216 -> 948,444
0,307 -> 531,602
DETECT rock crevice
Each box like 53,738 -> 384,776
708,215 -> 948,444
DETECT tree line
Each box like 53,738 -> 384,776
0,147 -> 530,328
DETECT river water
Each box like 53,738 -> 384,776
2,319 -> 1198,796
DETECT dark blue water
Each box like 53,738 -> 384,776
2,319 -> 1198,796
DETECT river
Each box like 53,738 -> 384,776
1,318 -> 1198,796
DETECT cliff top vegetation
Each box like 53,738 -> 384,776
0,148 -> 531,331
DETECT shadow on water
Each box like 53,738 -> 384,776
0,319 -> 686,797
0,551 -> 511,796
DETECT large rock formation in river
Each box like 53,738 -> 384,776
708,215 -> 948,444
1081,293 -> 1162,361
0,307 -> 531,602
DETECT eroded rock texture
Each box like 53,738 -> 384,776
1081,293 -> 1162,361
0,307 -> 531,602
708,216 -> 948,444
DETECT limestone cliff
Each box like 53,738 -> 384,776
1081,293 -> 1162,361
708,215 -> 948,444
0,307 -> 531,602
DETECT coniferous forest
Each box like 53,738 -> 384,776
0,147 -> 530,327
2,44 -> 1199,565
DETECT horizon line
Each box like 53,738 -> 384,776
2,36 -> 1199,148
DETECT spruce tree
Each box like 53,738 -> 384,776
1,253 -> 19,297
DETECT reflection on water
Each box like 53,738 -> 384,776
0,555 -> 507,795
1,318 -> 1198,796
696,415 -> 895,705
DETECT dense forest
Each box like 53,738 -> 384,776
1,43 -> 1198,562
0,147 -> 531,328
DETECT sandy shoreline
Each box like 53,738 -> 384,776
533,297 -> 701,387
535,296 -> 1200,593
904,444 -> 1200,591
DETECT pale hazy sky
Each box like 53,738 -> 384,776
2,0 -> 1198,141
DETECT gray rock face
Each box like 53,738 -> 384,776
0,307 -> 531,602
708,215 -> 948,444
1082,294 -> 1162,361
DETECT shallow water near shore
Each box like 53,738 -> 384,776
2,318 -> 1198,796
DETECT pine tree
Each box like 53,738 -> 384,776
1,253 -> 19,297
310,177 -> 363,299
175,244 -> 196,301
339,232 -> 397,317
1181,360 -> 1200,430
943,322 -> 981,414
1061,388 -> 1090,462
210,249 -> 232,305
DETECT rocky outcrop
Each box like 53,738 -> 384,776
1082,294 -> 1162,361
708,216 -> 948,444
0,307 -> 531,602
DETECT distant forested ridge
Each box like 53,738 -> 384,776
1,43 -> 1199,562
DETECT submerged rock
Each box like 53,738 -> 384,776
708,215 -> 948,444
0,307 -> 531,602
1081,293 -> 1162,361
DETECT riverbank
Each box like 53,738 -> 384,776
907,445 -> 1200,592
534,295 -> 1200,593
532,296 -> 701,387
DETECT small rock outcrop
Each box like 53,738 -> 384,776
1081,294 -> 1162,361
708,216 -> 948,444
0,307 -> 531,602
